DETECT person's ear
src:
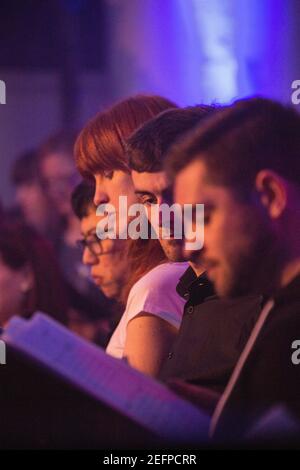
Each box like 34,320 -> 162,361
19,266 -> 34,293
255,169 -> 287,219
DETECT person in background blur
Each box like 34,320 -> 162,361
37,131 -> 112,340
38,131 -> 80,248
9,149 -> 61,244
0,222 -> 68,327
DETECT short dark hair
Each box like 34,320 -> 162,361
11,150 -> 40,186
71,180 -> 95,219
126,105 -> 217,173
166,97 -> 300,196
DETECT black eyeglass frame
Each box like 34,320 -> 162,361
77,234 -> 122,257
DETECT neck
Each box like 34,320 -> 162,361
280,213 -> 300,288
189,261 -> 206,277
256,224 -> 300,297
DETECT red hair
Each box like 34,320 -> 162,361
74,94 -> 178,302
74,94 -> 177,179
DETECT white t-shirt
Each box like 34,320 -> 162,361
106,262 -> 188,359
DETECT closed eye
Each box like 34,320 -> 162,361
103,170 -> 114,180
137,193 -> 158,206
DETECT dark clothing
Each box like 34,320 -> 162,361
160,267 -> 263,393
214,275 -> 300,442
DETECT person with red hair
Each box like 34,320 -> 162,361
74,94 -> 188,377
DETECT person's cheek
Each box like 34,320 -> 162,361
120,179 -> 137,206
99,261 -> 113,286
112,251 -> 127,279
209,229 -> 220,258
105,255 -> 119,281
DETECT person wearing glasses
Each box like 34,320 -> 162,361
72,180 -> 128,302
37,131 -> 114,346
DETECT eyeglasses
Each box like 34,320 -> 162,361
77,234 -> 118,257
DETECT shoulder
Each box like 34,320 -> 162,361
246,304 -> 300,386
125,262 -> 188,328
259,302 -> 300,346
130,262 -> 189,295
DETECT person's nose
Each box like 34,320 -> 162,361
94,176 -> 109,206
158,210 -> 164,228
158,196 -> 177,228
82,247 -> 98,266
156,197 -> 164,228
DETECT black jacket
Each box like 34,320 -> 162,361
213,274 -> 300,443
160,267 -> 263,393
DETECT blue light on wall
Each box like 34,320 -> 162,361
108,0 -> 297,105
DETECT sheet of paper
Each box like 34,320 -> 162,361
3,312 -> 209,442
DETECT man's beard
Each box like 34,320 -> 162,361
225,225 -> 285,299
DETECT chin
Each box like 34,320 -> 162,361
101,286 -> 119,300
162,245 -> 185,262
166,252 -> 185,263
101,288 -> 115,299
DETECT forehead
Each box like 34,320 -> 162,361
42,153 -> 74,176
174,159 -> 230,205
132,170 -> 169,193
94,170 -> 131,183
